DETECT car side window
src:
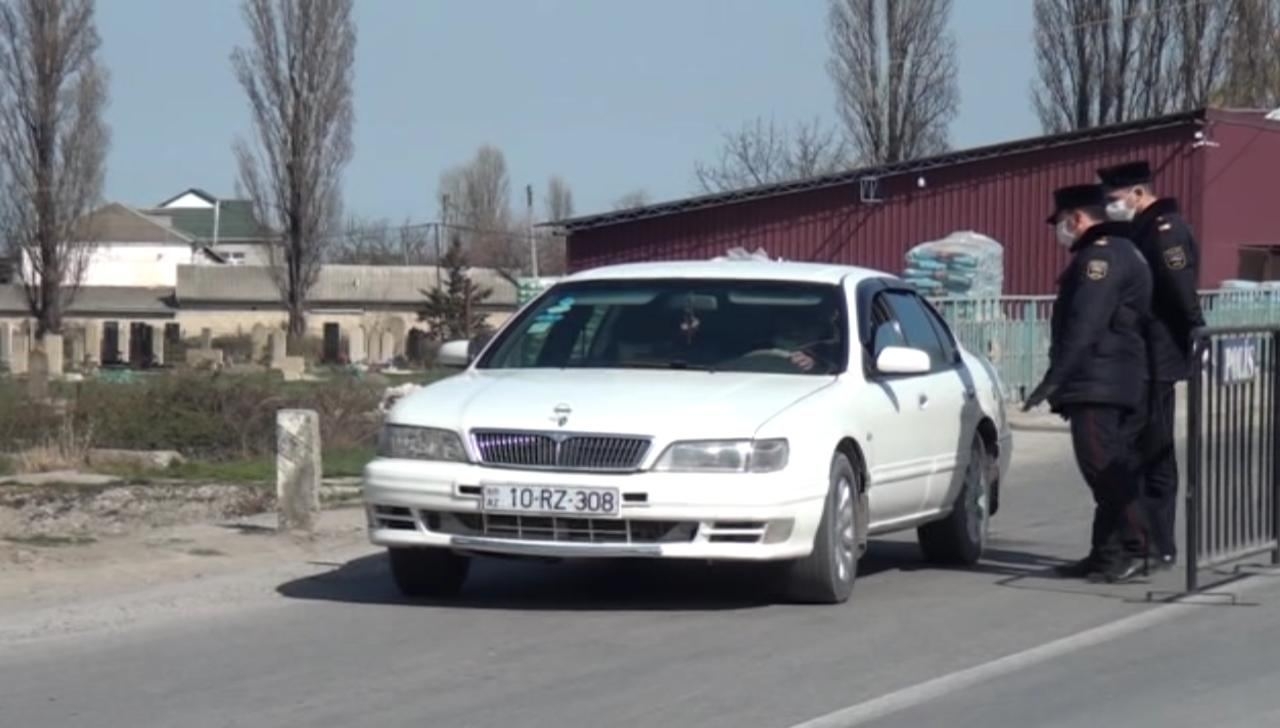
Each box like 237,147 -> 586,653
919,299 -> 959,365
882,291 -> 951,371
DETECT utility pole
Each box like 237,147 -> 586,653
437,194 -> 449,292
526,184 -> 539,278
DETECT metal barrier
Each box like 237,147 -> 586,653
931,289 -> 1280,399
1185,325 -> 1280,592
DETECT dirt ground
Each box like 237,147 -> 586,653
0,481 -> 372,612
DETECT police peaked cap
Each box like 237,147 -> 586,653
1096,160 -> 1152,189
1046,184 -> 1106,224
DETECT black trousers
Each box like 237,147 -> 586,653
1142,381 -> 1179,557
1066,404 -> 1148,563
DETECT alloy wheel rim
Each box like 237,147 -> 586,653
835,476 -> 856,583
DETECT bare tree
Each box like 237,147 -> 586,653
0,0 -> 108,340
329,216 -> 432,265
827,0 -> 959,165
545,175 -> 574,221
1218,0 -> 1280,107
1031,0 -> 1238,133
612,189 -> 651,210
231,0 -> 356,341
438,145 -> 525,279
694,116 -> 850,193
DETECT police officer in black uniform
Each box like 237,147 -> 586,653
1097,161 -> 1205,570
1023,184 -> 1154,583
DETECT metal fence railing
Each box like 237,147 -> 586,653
931,290 -> 1280,400
1185,326 -> 1280,592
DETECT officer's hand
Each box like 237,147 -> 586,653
1022,382 -> 1054,412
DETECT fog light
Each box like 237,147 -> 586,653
763,519 -> 794,544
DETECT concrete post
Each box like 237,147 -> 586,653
200,327 -> 214,350
251,323 -> 269,362
276,409 -> 321,533
0,321 -> 10,370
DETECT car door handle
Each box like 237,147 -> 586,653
918,392 -> 929,409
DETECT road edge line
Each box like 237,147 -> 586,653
784,574 -> 1268,728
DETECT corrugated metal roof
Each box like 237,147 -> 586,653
175,264 -> 518,306
141,200 -> 272,241
555,110 -> 1207,232
566,121 -> 1208,295
77,203 -> 194,244
0,285 -> 174,316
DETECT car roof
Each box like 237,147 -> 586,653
563,259 -> 892,286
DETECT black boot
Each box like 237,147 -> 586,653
1053,553 -> 1103,578
1087,556 -> 1145,584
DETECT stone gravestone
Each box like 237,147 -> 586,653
42,333 -> 64,378
200,328 -> 214,349
251,324 -> 270,362
150,326 -> 165,366
69,329 -> 86,370
367,327 -> 383,364
270,331 -> 287,363
347,325 -> 367,364
269,331 -> 305,381
380,331 -> 396,365
117,324 -> 132,366
27,347 -> 48,401
276,409 -> 321,533
10,326 -> 29,375
0,322 -> 10,371
387,317 -> 408,358
84,322 -> 102,366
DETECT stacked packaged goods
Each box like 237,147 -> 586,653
902,231 -> 1005,298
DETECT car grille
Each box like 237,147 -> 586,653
423,511 -> 697,545
470,430 -> 651,472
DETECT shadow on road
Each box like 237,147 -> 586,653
276,537 -> 1082,611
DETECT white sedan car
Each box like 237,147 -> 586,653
364,259 -> 1013,604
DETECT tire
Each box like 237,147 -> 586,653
387,547 -> 470,598
917,435 -> 990,566
782,453 -> 860,605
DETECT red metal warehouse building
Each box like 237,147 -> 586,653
558,108 -> 1280,294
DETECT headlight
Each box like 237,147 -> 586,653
653,439 -> 789,473
377,425 -> 468,462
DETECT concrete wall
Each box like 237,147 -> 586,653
21,243 -> 203,288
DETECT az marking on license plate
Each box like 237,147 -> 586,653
482,485 -> 620,517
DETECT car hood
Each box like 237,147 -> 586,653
390,368 -> 834,438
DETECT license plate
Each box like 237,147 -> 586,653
482,484 -> 621,517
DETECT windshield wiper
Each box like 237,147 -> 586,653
616,360 -> 717,372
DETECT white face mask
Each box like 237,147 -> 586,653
1055,220 -> 1075,248
1106,199 -> 1135,222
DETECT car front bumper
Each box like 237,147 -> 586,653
362,458 -> 826,561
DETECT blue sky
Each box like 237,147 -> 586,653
98,0 -> 1036,222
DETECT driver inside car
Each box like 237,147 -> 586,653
772,307 -> 840,373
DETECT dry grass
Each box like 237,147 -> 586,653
12,417 -> 96,473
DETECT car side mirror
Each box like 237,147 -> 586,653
875,345 -> 931,375
437,339 -> 472,368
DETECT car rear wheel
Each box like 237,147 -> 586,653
782,453 -> 860,604
387,547 -> 470,598
917,435 -> 990,566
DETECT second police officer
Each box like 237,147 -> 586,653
1096,161 -> 1205,571
1023,184 -> 1153,583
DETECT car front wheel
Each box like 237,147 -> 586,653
387,547 -> 470,598
781,452 -> 860,604
917,435 -> 990,566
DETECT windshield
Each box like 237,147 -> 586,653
478,278 -> 848,375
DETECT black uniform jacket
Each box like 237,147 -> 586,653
1128,198 -> 1206,381
1043,222 -> 1154,413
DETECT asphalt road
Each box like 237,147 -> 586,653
1,430 -> 1272,728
